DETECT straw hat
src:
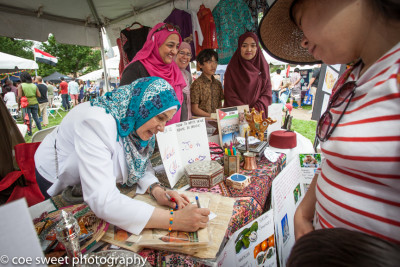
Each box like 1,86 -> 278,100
258,0 -> 322,64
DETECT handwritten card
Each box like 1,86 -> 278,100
156,118 -> 211,188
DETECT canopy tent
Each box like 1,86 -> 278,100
262,50 -> 288,66
78,69 -> 120,81
43,71 -> 72,83
0,52 -> 39,74
0,0 -> 220,91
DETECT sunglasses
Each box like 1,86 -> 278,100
316,81 -> 357,142
152,23 -> 181,38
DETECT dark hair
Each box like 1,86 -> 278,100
287,228 -> 400,267
60,77 -> 64,81
197,49 -> 218,65
294,68 -> 300,73
276,69 -> 281,74
4,86 -> 11,92
367,0 -> 400,21
20,72 -> 32,83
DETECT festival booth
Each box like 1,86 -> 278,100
0,52 -> 39,81
0,0 -> 319,266
42,71 -> 72,83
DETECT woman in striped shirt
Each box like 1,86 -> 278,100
259,0 -> 400,244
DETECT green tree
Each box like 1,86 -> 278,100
0,37 -> 34,60
39,35 -> 101,78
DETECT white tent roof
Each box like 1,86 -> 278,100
0,0 -> 219,47
0,52 -> 39,72
78,69 -> 119,81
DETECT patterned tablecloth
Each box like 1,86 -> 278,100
140,153 -> 286,266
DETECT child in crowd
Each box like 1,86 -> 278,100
259,0 -> 400,244
190,49 -> 224,117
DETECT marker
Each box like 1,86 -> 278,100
233,147 -> 237,156
225,148 -> 228,155
195,196 -> 201,208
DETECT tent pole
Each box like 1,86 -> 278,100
98,27 -> 110,93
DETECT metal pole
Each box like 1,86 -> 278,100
98,27 -> 109,93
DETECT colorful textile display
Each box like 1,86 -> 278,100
195,4 -> 218,56
212,0 -> 254,64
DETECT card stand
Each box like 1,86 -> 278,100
223,153 -> 241,176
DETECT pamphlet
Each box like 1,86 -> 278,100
156,118 -> 211,188
216,105 -> 249,148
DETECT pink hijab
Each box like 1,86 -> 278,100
130,22 -> 186,125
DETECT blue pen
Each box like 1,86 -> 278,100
195,196 -> 201,208
233,147 -> 237,156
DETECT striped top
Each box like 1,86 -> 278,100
314,42 -> 400,244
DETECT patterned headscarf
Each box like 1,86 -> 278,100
91,77 -> 181,185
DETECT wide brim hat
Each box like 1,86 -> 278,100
258,0 -> 322,64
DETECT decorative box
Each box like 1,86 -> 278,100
226,173 -> 251,190
184,160 -> 224,188
223,153 -> 241,176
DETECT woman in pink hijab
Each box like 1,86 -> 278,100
120,22 -> 186,125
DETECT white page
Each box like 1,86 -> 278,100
267,104 -> 283,138
156,124 -> 183,188
272,157 -> 304,267
0,199 -> 46,267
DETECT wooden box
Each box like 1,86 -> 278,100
184,160 -> 224,188
223,154 -> 241,176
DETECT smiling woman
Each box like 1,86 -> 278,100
34,77 -> 210,235
120,22 -> 186,126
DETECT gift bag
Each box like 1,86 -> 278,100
303,89 -> 312,105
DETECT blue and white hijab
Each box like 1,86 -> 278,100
91,77 -> 180,186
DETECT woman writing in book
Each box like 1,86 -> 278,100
259,0 -> 400,243
223,32 -> 272,118
35,77 -> 210,235
120,22 -> 186,126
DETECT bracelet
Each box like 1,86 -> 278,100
149,182 -> 162,200
168,209 -> 174,232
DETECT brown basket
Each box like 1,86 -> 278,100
34,203 -> 109,254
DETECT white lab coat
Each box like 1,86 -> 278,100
35,102 -> 158,235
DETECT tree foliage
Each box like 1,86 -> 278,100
39,35 -> 101,78
0,37 -> 34,59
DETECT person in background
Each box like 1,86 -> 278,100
59,77 -> 70,111
120,22 -> 186,126
223,32 -> 272,117
99,73 -> 111,97
35,76 -> 49,127
68,78 -> 79,107
46,81 -> 54,108
3,86 -> 17,106
190,49 -> 224,117
17,72 -> 41,135
5,79 -> 18,97
259,0 -> 400,243
307,64 -> 321,114
175,42 -> 193,121
78,79 -> 85,103
35,77 -> 210,235
290,68 -> 302,109
271,69 -> 284,103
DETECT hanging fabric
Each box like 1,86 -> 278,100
196,4 -> 218,56
212,0 -> 254,64
164,8 -> 195,62
243,0 -> 270,33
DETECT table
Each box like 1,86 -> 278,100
29,154 -> 287,266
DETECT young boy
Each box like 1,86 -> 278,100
259,0 -> 400,244
190,49 -> 224,117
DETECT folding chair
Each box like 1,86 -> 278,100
47,101 -> 63,118
32,126 -> 57,143
7,103 -> 20,121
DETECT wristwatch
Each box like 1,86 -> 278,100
149,182 -> 163,200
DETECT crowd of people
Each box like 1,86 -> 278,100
3,0 -> 400,264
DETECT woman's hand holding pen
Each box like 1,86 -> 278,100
174,204 -> 210,232
152,186 -> 190,210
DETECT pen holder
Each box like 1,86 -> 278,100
223,153 -> 241,176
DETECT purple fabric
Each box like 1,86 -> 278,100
164,9 -> 195,62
